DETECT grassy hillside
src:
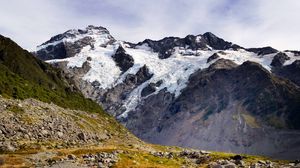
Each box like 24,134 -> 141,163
0,35 -> 105,114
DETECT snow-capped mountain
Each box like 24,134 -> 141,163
35,25 -> 300,159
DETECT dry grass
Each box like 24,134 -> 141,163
115,152 -> 185,168
0,155 -> 31,168
241,114 -> 260,128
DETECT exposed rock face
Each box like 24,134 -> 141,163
35,25 -> 300,159
141,83 -> 157,97
246,47 -> 278,55
112,46 -> 134,72
134,32 -> 242,59
123,60 -> 300,159
207,53 -> 220,63
35,42 -> 67,60
100,65 -> 153,116
273,60 -> 300,86
202,32 -> 241,50
271,52 -> 290,67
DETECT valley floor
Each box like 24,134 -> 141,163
0,97 -> 298,168
1,144 -> 298,168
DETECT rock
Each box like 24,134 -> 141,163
67,154 -> 77,160
0,141 -> 16,152
24,134 -> 30,139
266,160 -> 273,168
250,163 -> 259,168
218,160 -> 231,165
57,131 -> 63,138
224,164 -> 236,168
232,155 -> 242,161
98,162 -> 105,168
258,160 -> 266,165
207,53 -> 220,63
208,58 -> 238,70
271,52 -> 290,67
135,65 -> 153,85
41,130 -> 48,135
195,156 -> 210,164
179,150 -> 203,159
141,83 -> 156,97
200,150 -> 211,155
212,164 -> 223,168
77,132 -> 86,141
46,158 -> 56,165
235,160 -> 244,166
246,47 -> 278,55
112,46 -> 134,72
202,32 -> 241,50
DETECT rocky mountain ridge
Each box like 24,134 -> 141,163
35,25 -> 300,159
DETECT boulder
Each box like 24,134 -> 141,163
78,132 -> 86,141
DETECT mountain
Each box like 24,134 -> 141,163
2,34 -> 296,168
35,25 -> 300,159
0,34 -> 242,168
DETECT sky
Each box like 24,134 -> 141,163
0,0 -> 300,51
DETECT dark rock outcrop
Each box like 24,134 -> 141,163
207,53 -> 220,63
135,32 -> 242,59
112,46 -> 134,72
141,83 -> 156,97
271,52 -> 290,67
246,47 -> 278,55
273,60 -> 300,86
202,32 -> 241,50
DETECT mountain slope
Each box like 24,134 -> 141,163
0,35 -> 106,113
125,59 -> 300,159
35,25 -> 300,159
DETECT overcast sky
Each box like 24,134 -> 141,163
0,0 -> 299,51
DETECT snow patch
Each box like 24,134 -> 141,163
283,51 -> 300,66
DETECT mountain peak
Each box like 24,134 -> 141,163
202,32 -> 217,38
36,25 -> 115,60
40,25 -> 112,47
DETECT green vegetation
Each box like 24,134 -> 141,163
0,35 -> 105,114
7,104 -> 24,114
210,151 -> 267,163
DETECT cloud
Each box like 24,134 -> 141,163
0,0 -> 299,51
